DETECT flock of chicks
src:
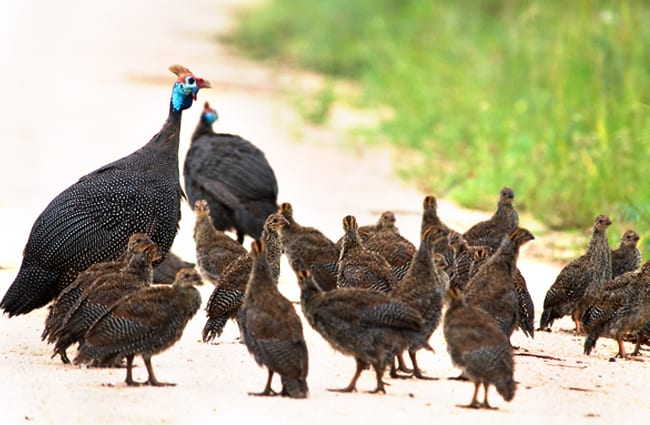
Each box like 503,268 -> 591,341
4,65 -> 648,411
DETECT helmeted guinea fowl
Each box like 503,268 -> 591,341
295,269 -> 423,394
362,214 -> 417,282
335,210 -> 399,249
202,212 -> 287,342
462,187 -> 519,252
582,261 -> 650,358
390,226 -> 449,379
41,233 -> 154,363
1,65 -> 209,317
184,101 -> 279,244
278,202 -> 339,292
443,288 -> 516,409
193,199 -> 247,286
337,215 -> 396,293
463,228 -> 535,340
74,268 -> 202,386
540,215 -> 612,334
611,230 -> 641,278
153,251 -> 196,284
50,238 -> 162,364
238,239 -> 309,398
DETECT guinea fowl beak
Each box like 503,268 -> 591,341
196,77 -> 211,89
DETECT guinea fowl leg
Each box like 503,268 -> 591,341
459,382 -> 481,409
249,369 -> 277,396
124,355 -> 140,386
616,338 -> 628,359
59,350 -> 71,364
368,360 -> 388,394
409,350 -> 437,380
143,355 -> 175,386
573,315 -> 583,335
389,353 -> 412,379
328,358 -> 365,393
480,383 -> 496,409
632,335 -> 643,356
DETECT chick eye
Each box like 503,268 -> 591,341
187,77 -> 195,85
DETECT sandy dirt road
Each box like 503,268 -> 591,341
1,1 -> 648,424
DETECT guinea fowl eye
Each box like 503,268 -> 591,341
187,77 -> 195,85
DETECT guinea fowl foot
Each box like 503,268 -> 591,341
248,389 -> 278,397
448,373 -> 469,381
327,386 -> 357,393
59,351 -> 71,364
413,369 -> 438,381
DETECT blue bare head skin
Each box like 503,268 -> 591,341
171,75 -> 200,111
202,105 -> 218,124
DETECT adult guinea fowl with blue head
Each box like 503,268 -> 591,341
183,101 -> 279,244
1,65 -> 210,317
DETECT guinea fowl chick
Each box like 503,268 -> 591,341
193,199 -> 247,286
611,230 -> 641,278
362,215 -> 416,282
463,228 -> 535,339
278,202 -> 339,291
513,268 -> 535,339
42,233 -> 154,363
337,215 -> 396,293
238,240 -> 309,398
447,231 -> 491,291
335,211 -> 400,249
540,215 -> 612,334
582,261 -> 650,358
463,187 -> 519,252
443,288 -> 516,409
74,268 -> 202,386
202,212 -> 287,342
183,102 -> 279,244
153,251 -> 196,284
295,269 -> 423,394
51,239 -> 162,364
420,195 -> 456,266
1,65 -> 208,318
390,226 -> 449,379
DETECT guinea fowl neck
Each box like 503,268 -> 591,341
141,105 -> 183,167
191,115 -> 216,142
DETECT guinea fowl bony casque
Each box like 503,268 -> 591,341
390,225 -> 449,379
193,199 -> 247,286
583,261 -> 650,358
611,230 -> 641,278
41,233 -> 154,363
462,187 -> 519,252
295,268 -> 423,394
238,239 -> 309,398
1,65 -> 209,317
337,215 -> 396,293
74,268 -> 202,386
184,101 -> 279,244
202,212 -> 288,342
540,215 -> 612,334
443,288 -> 516,409
50,237 -> 162,365
278,202 -> 339,291
463,227 -> 535,340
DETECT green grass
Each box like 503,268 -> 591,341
224,0 -> 650,254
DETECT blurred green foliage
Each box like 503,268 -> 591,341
225,0 -> 650,254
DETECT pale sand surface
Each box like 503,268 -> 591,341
1,1 -> 649,424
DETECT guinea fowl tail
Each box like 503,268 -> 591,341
583,331 -> 599,355
202,316 -> 229,342
1,264 -> 61,317
281,376 -> 309,399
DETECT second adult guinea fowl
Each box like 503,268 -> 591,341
202,212 -> 287,342
238,240 -> 309,398
184,102 -> 279,244
0,65 -> 209,317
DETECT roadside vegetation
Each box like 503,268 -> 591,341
224,0 -> 650,252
